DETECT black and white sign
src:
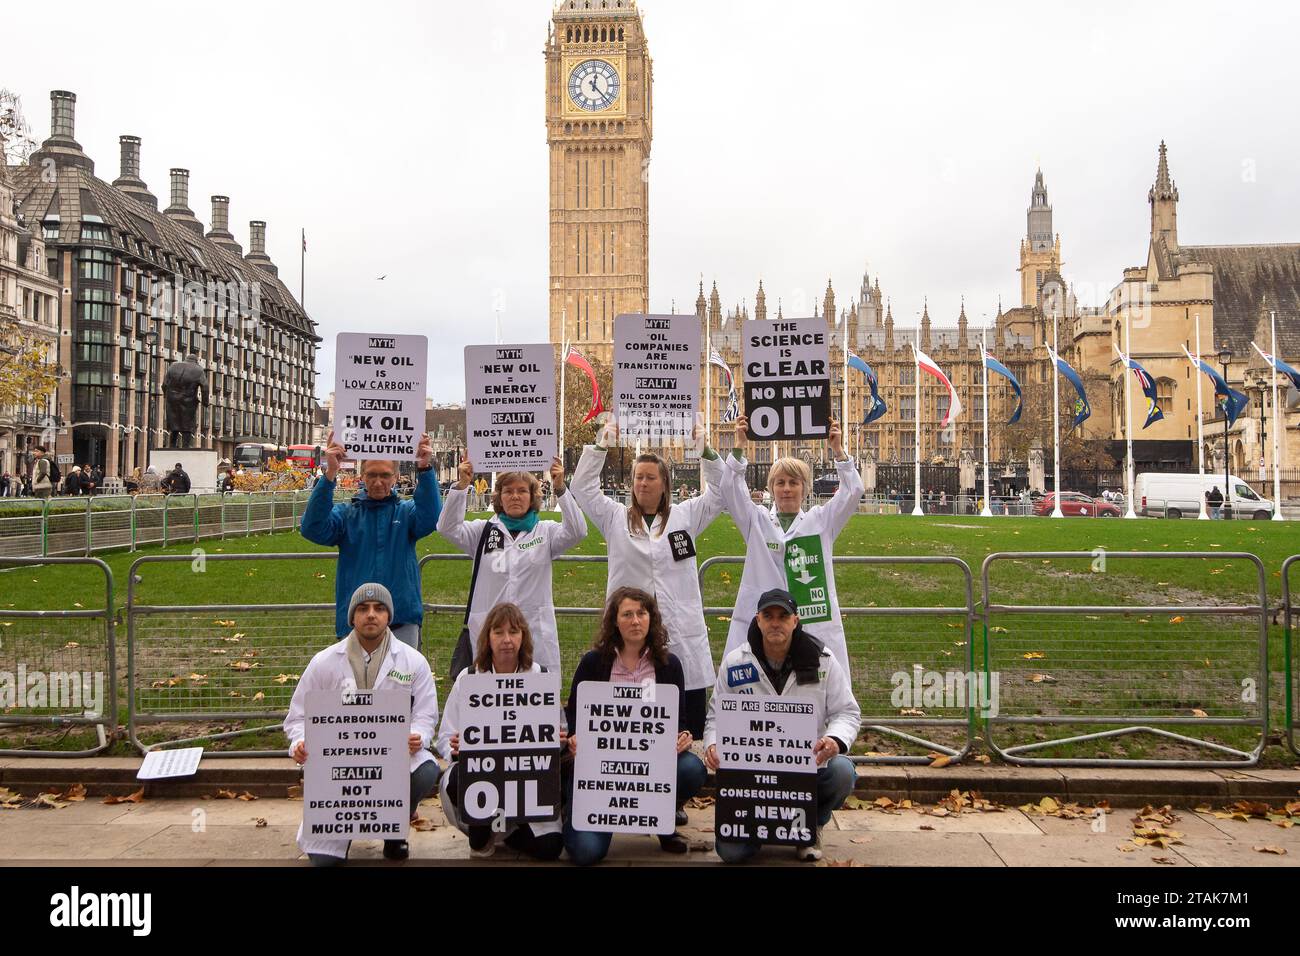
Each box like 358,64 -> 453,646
714,697 -> 819,847
742,317 -> 831,441
334,333 -> 428,462
465,344 -> 557,472
456,671 -> 562,826
303,689 -> 411,841
613,314 -> 700,444
572,681 -> 679,835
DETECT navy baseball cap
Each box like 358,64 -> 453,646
756,589 -> 797,615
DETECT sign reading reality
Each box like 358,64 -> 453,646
334,333 -> 428,462
456,671 -> 562,826
613,313 -> 700,444
742,318 -> 831,441
303,689 -> 411,841
714,696 -> 819,847
464,344 -> 557,472
571,681 -> 679,835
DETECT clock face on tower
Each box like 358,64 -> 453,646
568,59 -> 620,112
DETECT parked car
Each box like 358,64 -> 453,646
1134,472 -> 1274,520
1032,492 -> 1121,517
812,474 -> 839,495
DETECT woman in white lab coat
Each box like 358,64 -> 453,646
569,423 -> 725,741
716,416 -> 864,677
438,457 -> 587,673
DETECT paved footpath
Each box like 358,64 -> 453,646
3,792 -> 1299,867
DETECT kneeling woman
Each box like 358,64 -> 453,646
437,602 -> 565,860
563,587 -> 706,865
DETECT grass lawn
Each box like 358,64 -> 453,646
1,511 -> 1297,764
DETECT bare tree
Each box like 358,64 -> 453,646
0,89 -> 38,166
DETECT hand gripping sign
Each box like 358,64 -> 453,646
572,681 -> 680,835
714,697 -> 820,847
456,671 -> 562,827
742,317 -> 831,441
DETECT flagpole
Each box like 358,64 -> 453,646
980,334 -> 992,517
1050,314 -> 1063,518
705,312 -> 712,458
299,228 -> 305,309
912,331 -> 923,517
842,316 -> 850,458
1121,314 -> 1137,518
559,317 -> 568,456
1270,311 -> 1284,521
1195,314 -> 1208,518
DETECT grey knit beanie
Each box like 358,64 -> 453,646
347,582 -> 394,626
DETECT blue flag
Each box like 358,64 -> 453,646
1123,355 -> 1164,429
1256,345 -> 1300,393
1188,354 -> 1249,427
1047,346 -> 1091,429
848,351 -> 888,425
981,350 -> 1023,425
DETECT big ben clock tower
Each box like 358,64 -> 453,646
546,0 -> 652,364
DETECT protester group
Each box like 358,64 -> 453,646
286,414 -> 866,866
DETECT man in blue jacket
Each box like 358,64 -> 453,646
300,429 -> 442,650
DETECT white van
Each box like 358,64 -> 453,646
1135,472 -> 1274,520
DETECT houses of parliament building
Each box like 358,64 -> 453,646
547,1 -> 1299,481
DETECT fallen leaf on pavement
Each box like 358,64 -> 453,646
253,818 -> 267,828
1254,846 -> 1286,855
1152,856 -> 1177,865
103,788 -> 145,805
411,817 -> 436,831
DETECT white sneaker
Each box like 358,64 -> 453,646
469,841 -> 496,859
796,830 -> 823,862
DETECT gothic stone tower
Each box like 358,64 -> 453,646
1018,168 -> 1062,309
546,0 -> 652,365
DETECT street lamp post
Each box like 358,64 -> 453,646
1218,346 -> 1232,521
144,330 -> 159,469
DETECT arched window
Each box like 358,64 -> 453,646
566,27 -> 572,42
618,27 -> 624,40
583,27 -> 589,41
601,27 -> 607,41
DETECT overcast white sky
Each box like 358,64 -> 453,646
6,0 -> 1297,402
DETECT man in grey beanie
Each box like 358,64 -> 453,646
285,582 -> 441,865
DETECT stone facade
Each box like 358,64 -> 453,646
546,0 -> 652,365
0,148 -> 60,477
5,91 -> 320,477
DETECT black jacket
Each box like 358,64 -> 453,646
564,648 -> 688,736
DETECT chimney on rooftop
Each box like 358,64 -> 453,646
205,195 -> 242,255
244,220 -> 277,276
163,168 -> 204,237
111,135 -> 158,210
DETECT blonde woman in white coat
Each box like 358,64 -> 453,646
437,457 -> 586,674
716,415 -> 864,677
570,422 -> 725,743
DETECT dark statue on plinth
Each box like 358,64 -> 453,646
162,353 -> 207,449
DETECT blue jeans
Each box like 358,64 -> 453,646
309,759 -> 442,866
563,751 -> 706,866
715,755 -> 855,864
389,623 -> 421,651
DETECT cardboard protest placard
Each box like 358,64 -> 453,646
464,344 -> 557,472
613,313 -> 700,444
714,696 -> 819,847
303,689 -> 411,841
334,333 -> 428,462
741,317 -> 831,440
456,671 -> 562,826
571,681 -> 679,835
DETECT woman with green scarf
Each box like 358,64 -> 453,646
437,458 -> 588,673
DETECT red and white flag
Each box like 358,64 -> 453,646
565,345 -> 606,425
913,346 -> 962,428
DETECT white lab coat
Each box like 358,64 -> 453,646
570,446 -> 725,690
437,487 -> 587,673
717,453 -> 865,677
284,634 -> 440,860
703,635 -> 862,752
435,662 -> 562,839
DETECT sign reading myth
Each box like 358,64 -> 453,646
571,681 -> 679,835
613,313 -> 700,444
456,671 -> 562,826
714,697 -> 819,847
334,333 -> 428,462
464,344 -> 557,472
742,317 -> 831,441
303,689 -> 412,841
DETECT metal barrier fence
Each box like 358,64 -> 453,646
0,557 -> 118,756
0,491 -> 323,559
982,551 -> 1269,768
126,552 -> 341,756
698,555 -> 976,765
1284,554 -> 1299,758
